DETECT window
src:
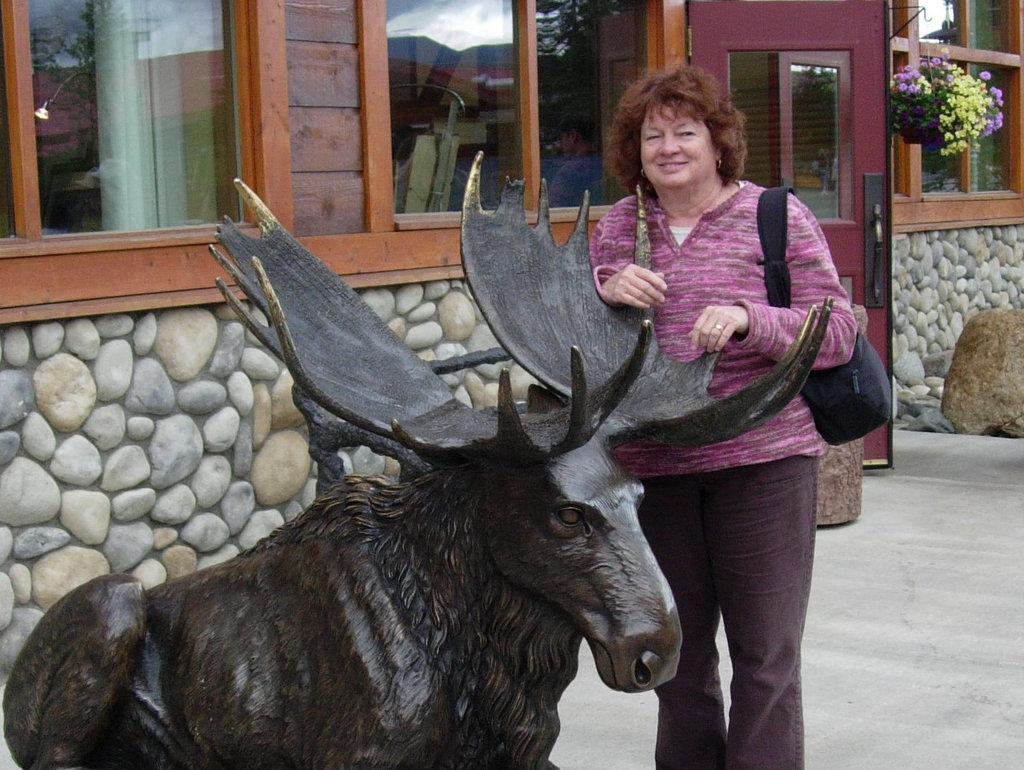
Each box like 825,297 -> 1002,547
891,0 -> 1021,227
730,52 -> 851,222
536,0 -> 641,208
29,0 -> 237,234
386,0 -> 643,216
1,1 -> 290,322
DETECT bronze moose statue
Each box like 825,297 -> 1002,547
3,153 -> 829,769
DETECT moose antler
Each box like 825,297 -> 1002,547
459,151 -> 831,449
211,180 -> 649,466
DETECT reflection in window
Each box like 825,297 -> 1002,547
919,0 -> 1009,51
730,52 -> 844,221
969,0 -> 1009,51
536,0 -> 642,207
387,0 -> 643,214
921,145 -> 962,193
30,0 -> 237,235
919,0 -> 960,46
920,65 -> 1008,194
1,29 -> 12,236
387,0 -> 517,213
790,65 -> 839,219
970,66 -> 1007,192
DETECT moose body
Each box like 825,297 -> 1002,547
4,156 -> 830,769
5,445 -> 680,770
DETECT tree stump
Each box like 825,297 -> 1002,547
815,305 -> 868,526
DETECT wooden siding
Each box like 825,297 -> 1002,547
292,171 -> 365,235
286,2 -> 364,237
285,0 -> 357,44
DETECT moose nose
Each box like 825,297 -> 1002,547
632,649 -> 667,689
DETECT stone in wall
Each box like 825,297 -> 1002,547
181,513 -> 229,553
270,371 -> 303,430
148,415 -> 203,489
125,359 -> 175,415
65,319 -> 100,360
31,322 -> 63,358
104,522 -> 155,572
31,546 -> 110,610
162,544 -> 198,580
204,407 -> 241,453
0,371 -> 34,430
151,484 -> 198,526
33,353 -> 96,432
20,413 -> 55,461
60,490 -> 111,544
154,309 -> 218,381
83,404 -> 127,451
3,327 -> 30,366
0,573 -> 13,630
94,339 -> 134,401
50,435 -> 102,486
101,445 -> 151,492
0,458 -> 61,526
251,430 -> 311,506
132,558 -> 167,589
438,290 -> 477,341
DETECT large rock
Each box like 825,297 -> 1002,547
942,309 -> 1024,436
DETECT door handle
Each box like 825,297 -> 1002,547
863,174 -> 885,308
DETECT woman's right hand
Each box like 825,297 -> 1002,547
600,264 -> 668,308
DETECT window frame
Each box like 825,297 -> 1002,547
890,0 -> 1024,232
0,0 -> 292,324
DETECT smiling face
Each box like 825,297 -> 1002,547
639,107 -> 721,198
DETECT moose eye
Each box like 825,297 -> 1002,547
555,505 -> 585,528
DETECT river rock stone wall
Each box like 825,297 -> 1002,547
0,278 -> 528,681
891,225 -> 1024,428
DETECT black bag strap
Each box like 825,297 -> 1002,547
757,186 -> 793,308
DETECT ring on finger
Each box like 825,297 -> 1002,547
713,323 -> 724,330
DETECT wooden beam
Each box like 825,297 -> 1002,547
517,0 -> 541,208
3,0 -> 42,239
238,0 -> 294,229
359,2 -> 397,232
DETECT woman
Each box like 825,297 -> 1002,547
590,65 -> 857,769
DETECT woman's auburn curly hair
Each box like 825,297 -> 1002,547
608,65 -> 747,198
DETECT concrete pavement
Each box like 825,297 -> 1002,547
552,430 -> 1024,769
2,430 -> 1022,769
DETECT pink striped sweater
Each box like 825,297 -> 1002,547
591,182 -> 858,476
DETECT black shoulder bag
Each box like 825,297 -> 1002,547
757,186 -> 891,445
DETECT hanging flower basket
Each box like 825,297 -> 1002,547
891,51 -> 1003,156
899,125 -> 946,151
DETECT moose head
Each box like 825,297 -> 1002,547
3,153 -> 829,769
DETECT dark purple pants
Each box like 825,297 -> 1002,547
638,455 -> 819,770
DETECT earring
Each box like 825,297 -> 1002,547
640,167 -> 647,178
716,158 -> 722,169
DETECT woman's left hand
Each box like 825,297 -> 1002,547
689,305 -> 749,352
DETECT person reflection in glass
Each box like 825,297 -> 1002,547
548,114 -> 604,207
